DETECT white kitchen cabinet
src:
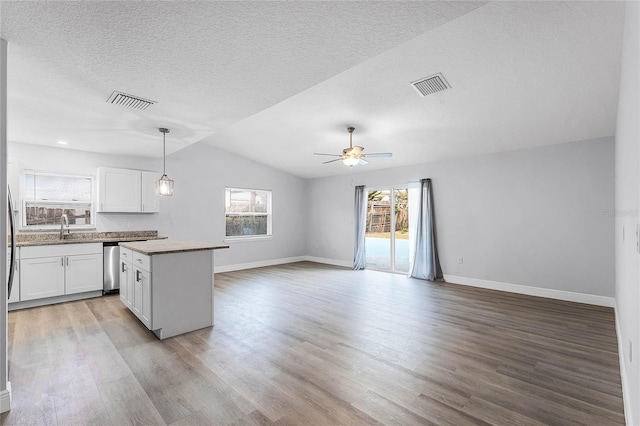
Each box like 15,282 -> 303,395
119,249 -> 133,309
120,248 -> 151,328
119,240 -> 227,340
20,243 -> 103,302
20,256 -> 65,301
132,265 -> 151,328
97,167 -> 159,213
141,171 -> 160,213
65,253 -> 103,295
97,167 -> 141,212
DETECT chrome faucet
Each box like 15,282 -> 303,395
60,214 -> 70,239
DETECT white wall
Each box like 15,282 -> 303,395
614,2 -> 640,425
7,140 -> 309,270
308,137 -> 615,298
158,141 -> 308,269
8,142 -> 164,232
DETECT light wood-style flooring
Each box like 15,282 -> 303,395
1,262 -> 625,425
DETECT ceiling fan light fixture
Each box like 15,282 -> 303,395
156,127 -> 174,196
342,156 -> 360,167
314,125 -> 392,167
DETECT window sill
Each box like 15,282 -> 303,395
224,236 -> 272,243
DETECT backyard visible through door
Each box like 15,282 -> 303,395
365,187 -> 409,273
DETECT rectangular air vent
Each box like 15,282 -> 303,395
411,73 -> 451,97
106,91 -> 156,110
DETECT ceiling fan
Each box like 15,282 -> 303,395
314,127 -> 393,166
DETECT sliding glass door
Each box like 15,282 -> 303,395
365,187 -> 409,273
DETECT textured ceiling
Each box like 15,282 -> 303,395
0,1 -> 484,163
0,1 -> 626,178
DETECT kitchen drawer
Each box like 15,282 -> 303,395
131,251 -> 150,271
120,247 -> 133,262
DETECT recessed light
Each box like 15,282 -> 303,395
57,140 -> 68,145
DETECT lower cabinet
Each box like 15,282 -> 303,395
119,253 -> 133,310
20,256 -> 65,300
66,253 -> 103,295
20,243 -> 103,302
118,244 -> 216,340
120,248 -> 152,329
133,266 -> 151,328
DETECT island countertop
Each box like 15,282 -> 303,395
119,239 -> 229,255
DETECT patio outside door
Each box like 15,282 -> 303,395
365,187 -> 409,273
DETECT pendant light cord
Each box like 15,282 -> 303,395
163,131 -> 166,175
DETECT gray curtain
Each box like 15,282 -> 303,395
353,185 -> 367,270
409,179 -> 443,281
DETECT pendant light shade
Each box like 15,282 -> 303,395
156,128 -> 174,196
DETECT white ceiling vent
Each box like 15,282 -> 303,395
411,73 -> 451,97
106,91 -> 156,110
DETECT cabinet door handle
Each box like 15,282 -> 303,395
66,257 -> 69,266
136,258 -> 142,263
61,257 -> 64,266
121,262 -> 126,272
136,270 -> 142,282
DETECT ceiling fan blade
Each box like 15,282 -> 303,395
322,158 -> 343,164
314,153 -> 342,157
363,152 -> 393,158
358,159 -> 369,165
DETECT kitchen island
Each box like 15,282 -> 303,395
119,239 -> 228,339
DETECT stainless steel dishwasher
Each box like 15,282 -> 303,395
103,242 -> 120,293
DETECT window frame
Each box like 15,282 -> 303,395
21,170 -> 96,230
224,187 -> 272,242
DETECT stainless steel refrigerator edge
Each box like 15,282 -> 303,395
7,186 -> 15,300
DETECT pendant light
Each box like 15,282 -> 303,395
156,127 -> 174,196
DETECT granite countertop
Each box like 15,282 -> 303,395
14,231 -> 166,247
119,239 -> 229,255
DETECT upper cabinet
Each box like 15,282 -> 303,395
141,171 -> 160,213
97,167 -> 159,213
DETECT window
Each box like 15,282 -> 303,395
225,188 -> 272,239
22,170 -> 94,228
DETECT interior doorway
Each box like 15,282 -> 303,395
365,187 -> 409,273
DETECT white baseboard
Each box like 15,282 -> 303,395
443,275 -> 615,307
304,256 -> 352,268
214,256 -> 307,273
614,302 -> 633,426
214,261 -> 615,308
0,382 -> 11,413
214,256 -> 352,273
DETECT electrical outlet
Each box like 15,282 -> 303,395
457,257 -> 463,264
122,221 -> 130,229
